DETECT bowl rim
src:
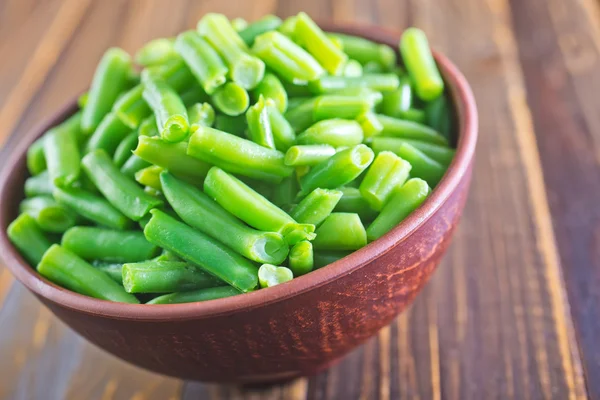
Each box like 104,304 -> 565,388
0,22 -> 477,321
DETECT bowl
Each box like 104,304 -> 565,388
0,23 -> 477,383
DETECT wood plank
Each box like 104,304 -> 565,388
508,0 -> 600,397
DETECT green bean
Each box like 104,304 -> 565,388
53,186 -> 132,230
187,126 -> 293,183
141,70 -> 189,142
313,95 -> 372,121
82,48 -> 133,133
37,245 -> 139,303
120,154 -> 151,179
147,286 -> 239,305
174,31 -> 228,94
313,250 -> 351,269
289,240 -> 313,276
111,132 -> 138,168
271,176 -> 298,208
334,187 -> 378,222
85,112 -> 132,156
299,144 -> 374,195
327,33 -> 343,50
377,114 -> 447,145
211,82 -> 250,116
278,16 -> 297,37
296,119 -> 364,147
267,100 -> 296,151
93,262 -> 124,284
188,102 -> 215,131
62,226 -> 159,263
204,167 -> 315,244
370,137 -> 455,166
214,114 -> 247,136
252,31 -> 324,84
342,59 -> 363,77
284,145 -> 335,167
366,178 -> 430,240
290,188 -> 343,227
309,74 -> 399,94
197,13 -> 265,89
20,195 -> 76,233
82,149 -> 163,221
137,115 -> 159,137
7,213 -> 53,265
400,28 -> 444,101
327,87 -> 383,107
251,73 -> 286,114
359,151 -> 411,211
329,33 -> 396,70
122,260 -> 222,293
246,95 -> 275,149
135,165 -> 163,190
258,264 -> 294,288
284,97 -> 318,133
426,95 -> 453,139
134,136 -> 211,184
239,15 -> 282,46
393,142 -> 446,187
25,171 -> 54,197
144,209 -> 259,292
43,119 -> 81,188
232,18 -> 248,31
294,12 -> 348,75
135,38 -> 178,67
381,76 -> 412,118
161,172 -> 289,264
27,137 -> 47,176
358,112 -> 383,138
402,108 -> 427,124
312,213 -> 367,250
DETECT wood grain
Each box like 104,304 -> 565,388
0,0 -> 597,398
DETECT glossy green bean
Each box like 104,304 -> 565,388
359,151 -> 411,211
402,108 -> 427,124
313,95 -> 373,121
252,31 -> 324,84
135,38 -> 178,67
239,15 -> 282,46
85,112 -> 132,156
312,213 -> 367,250
290,188 -> 343,226
381,76 -> 412,117
161,172 -> 289,264
299,144 -> 374,195
82,149 -> 163,221
377,114 -> 447,145
37,245 -> 139,303
204,167 -> 315,244
7,213 -> 52,265
342,59 -> 363,77
284,145 -> 335,167
358,112 -> 383,138
370,137 -> 455,166
53,186 -> 132,230
211,82 -> 250,116
327,87 -> 383,107
143,209 -> 259,292
294,12 -> 347,75
251,72 -> 288,113
188,102 -> 215,131
258,264 -> 294,288
277,16 -> 297,37
366,178 -> 430,240
20,195 -> 76,233
289,240 -> 314,276
62,226 -> 159,263
147,286 -> 239,305
284,97 -> 318,133
27,137 -> 47,176
120,154 -> 151,179
400,28 -> 444,101
187,126 -> 293,183
334,187 -> 378,222
82,48 -> 133,133
138,115 -> 159,137
197,13 -> 265,89
43,119 -> 81,188
426,95 -> 453,139
246,95 -> 275,149
134,136 -> 211,184
174,31 -> 228,94
329,33 -> 396,70
112,132 -> 138,168
392,142 -> 447,187
24,171 -> 54,197
122,260 -> 222,293
309,74 -> 399,94
135,165 -> 163,190
267,100 -> 296,151
296,119 -> 364,147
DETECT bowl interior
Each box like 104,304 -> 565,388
0,23 -> 477,321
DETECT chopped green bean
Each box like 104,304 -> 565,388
377,114 -> 447,145
290,188 -> 343,226
296,119 -> 364,147
135,165 -> 163,190
284,97 -> 318,133
122,260 -> 222,293
44,119 -> 81,187
188,102 -> 215,131
251,72 -> 288,113
239,15 -> 282,46
20,196 -> 76,233
309,73 -> 399,94
93,262 -> 124,284
425,94 -> 453,140
391,142 -> 446,187
334,187 -> 378,222
120,154 -> 151,179
313,95 -> 372,121
381,76 -> 412,118
342,59 -> 363,77
7,213 -> 53,265
246,95 -> 275,149
135,38 -> 178,67
289,241 -> 313,276
329,33 -> 396,70
258,264 -> 294,288
284,144 -> 336,167
400,28 -> 444,101
402,108 -> 427,124
113,131 -> 139,168
211,82 -> 250,116
313,213 -> 367,250
370,137 -> 455,166
25,171 -> 54,198
147,286 -> 239,305
85,112 -> 132,156
359,151 -> 411,210
27,137 -> 47,176
267,100 -> 296,151
358,112 -> 383,137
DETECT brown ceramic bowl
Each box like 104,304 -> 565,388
0,23 -> 477,383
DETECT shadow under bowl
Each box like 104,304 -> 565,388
0,23 -> 477,383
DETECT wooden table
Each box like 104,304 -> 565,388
0,0 -> 598,398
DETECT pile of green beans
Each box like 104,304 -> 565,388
8,14 -> 456,305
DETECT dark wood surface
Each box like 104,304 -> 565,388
0,0 -> 596,398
